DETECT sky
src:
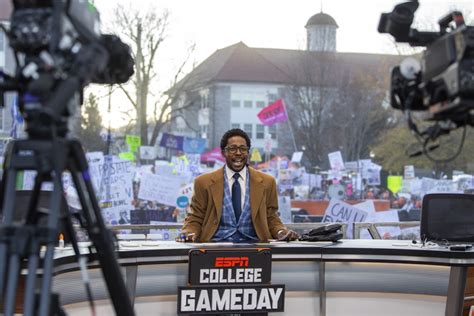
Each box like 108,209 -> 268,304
91,0 -> 473,128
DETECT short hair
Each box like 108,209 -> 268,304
220,128 -> 251,151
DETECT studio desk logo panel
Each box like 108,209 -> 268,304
178,248 -> 285,314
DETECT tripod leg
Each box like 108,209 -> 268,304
23,177 -> 44,315
69,142 -> 134,316
23,246 -> 40,316
4,250 -> 21,315
38,179 -> 64,316
0,147 -> 19,302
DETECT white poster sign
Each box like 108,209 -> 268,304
359,159 -> 372,179
291,151 -> 303,163
366,163 -> 382,186
404,165 -> 415,179
96,158 -> 135,224
138,174 -> 188,207
22,171 -> 53,191
322,199 -> 368,238
140,146 -> 156,160
278,196 -> 292,224
422,178 -> 459,195
328,151 -> 344,171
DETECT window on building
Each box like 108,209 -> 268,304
268,125 -> 276,139
231,100 -> 240,108
243,124 -> 252,138
243,100 -> 252,108
231,123 -> 240,129
256,124 -> 264,139
256,101 -> 265,108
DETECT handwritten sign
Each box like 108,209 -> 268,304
328,151 -> 344,171
322,199 -> 368,223
138,174 -> 188,207
322,199 -> 368,238
126,135 -> 141,152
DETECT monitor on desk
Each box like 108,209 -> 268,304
421,193 -> 474,242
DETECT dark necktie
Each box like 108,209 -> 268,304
232,173 -> 242,222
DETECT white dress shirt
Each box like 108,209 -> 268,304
225,165 -> 247,208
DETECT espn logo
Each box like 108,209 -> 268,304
215,257 -> 249,268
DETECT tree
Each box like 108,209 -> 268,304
371,124 -> 474,175
329,71 -> 387,162
109,5 -> 199,146
78,93 -> 105,152
281,52 -> 338,168
281,52 -> 398,168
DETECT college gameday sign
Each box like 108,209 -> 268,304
178,248 -> 285,314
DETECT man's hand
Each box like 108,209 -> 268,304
276,229 -> 299,241
176,232 -> 198,242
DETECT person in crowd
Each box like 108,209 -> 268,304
178,128 -> 298,242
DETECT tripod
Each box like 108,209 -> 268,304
0,136 -> 135,315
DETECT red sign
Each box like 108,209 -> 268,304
215,256 -> 249,268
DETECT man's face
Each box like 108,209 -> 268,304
223,136 -> 249,172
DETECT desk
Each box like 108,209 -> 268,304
51,240 -> 474,316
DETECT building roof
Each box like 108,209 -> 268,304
171,41 -> 403,92
305,12 -> 338,28
0,0 -> 12,20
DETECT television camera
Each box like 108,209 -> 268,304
378,0 -> 474,157
0,0 -> 134,138
0,1 -> 135,315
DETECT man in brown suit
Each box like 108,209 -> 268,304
179,128 -> 298,242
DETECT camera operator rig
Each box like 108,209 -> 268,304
0,0 -> 134,315
378,0 -> 474,159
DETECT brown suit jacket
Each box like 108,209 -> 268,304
181,166 -> 287,242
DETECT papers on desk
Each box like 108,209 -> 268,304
193,242 -> 234,247
119,241 -> 161,248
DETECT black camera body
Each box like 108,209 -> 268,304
378,1 -> 474,133
0,0 -> 134,138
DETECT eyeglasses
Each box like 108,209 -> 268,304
225,145 -> 249,154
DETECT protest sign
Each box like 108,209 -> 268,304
86,151 -> 104,164
22,171 -> 53,191
119,152 -> 135,161
322,199 -> 368,238
302,173 -> 319,189
366,163 -> 382,186
96,158 -> 135,225
140,146 -> 156,160
160,132 -> 184,151
138,173 -> 188,207
293,185 -> 309,200
126,135 -> 141,152
421,178 -> 461,195
404,165 -> 415,179
278,196 -> 292,223
387,176 -> 403,194
250,148 -> 262,163
291,151 -> 303,163
344,161 -> 358,172
155,160 -> 174,176
328,151 -> 344,170
183,136 -> 207,154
